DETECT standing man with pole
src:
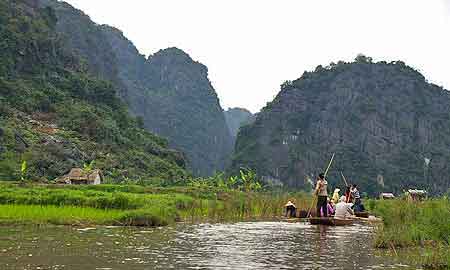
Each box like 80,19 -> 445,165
315,173 -> 329,217
306,153 -> 334,218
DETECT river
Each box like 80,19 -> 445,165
0,222 -> 418,270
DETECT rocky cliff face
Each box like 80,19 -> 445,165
224,108 -> 254,139
232,58 -> 450,195
37,0 -> 233,176
139,48 -> 233,175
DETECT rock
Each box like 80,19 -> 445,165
224,107 -> 255,139
14,132 -> 29,152
232,59 -> 450,195
38,0 -> 233,176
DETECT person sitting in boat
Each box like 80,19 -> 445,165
332,188 -> 340,204
315,173 -> 329,217
321,198 -> 335,217
344,186 -> 352,203
351,184 -> 364,212
285,200 -> 297,218
319,198 -> 334,217
335,196 -> 354,219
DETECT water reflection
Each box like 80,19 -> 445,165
0,222 -> 417,270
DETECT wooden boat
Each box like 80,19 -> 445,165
309,217 -> 353,226
354,211 -> 370,218
280,217 -> 308,223
353,215 -> 383,223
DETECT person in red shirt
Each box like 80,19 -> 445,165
344,186 -> 352,203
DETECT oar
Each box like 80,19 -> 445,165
306,153 -> 335,218
324,153 -> 335,177
340,171 -> 349,187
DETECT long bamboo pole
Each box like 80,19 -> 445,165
307,153 -> 335,218
340,171 -> 349,187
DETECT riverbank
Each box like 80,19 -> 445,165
0,183 -> 311,226
369,198 -> 450,269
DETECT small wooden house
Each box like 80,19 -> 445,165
379,192 -> 395,199
56,168 -> 103,185
407,189 -> 427,201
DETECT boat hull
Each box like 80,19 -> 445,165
355,211 -> 370,218
309,217 -> 353,226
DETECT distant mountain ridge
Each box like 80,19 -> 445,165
231,56 -> 450,195
38,0 -> 233,176
224,107 -> 255,139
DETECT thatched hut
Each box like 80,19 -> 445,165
56,168 -> 103,185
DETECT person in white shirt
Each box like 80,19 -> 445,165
334,196 -> 354,219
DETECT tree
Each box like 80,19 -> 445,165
281,80 -> 293,90
355,54 -> 373,63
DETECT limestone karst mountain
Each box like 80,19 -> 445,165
37,0 -> 233,176
232,57 -> 450,195
224,107 -> 255,139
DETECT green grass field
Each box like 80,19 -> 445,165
0,183 -> 311,226
369,198 -> 450,269
0,204 -> 123,225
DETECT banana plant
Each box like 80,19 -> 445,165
83,160 -> 95,173
20,160 -> 27,182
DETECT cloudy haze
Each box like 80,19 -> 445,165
64,0 -> 450,113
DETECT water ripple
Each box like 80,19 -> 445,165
0,222 -> 419,270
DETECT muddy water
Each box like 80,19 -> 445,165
0,222 -> 417,270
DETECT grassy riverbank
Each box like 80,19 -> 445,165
0,183 -> 311,226
369,199 -> 450,269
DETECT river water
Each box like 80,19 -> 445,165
0,222 -> 418,270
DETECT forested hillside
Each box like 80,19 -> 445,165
232,56 -> 450,195
0,0 -> 188,184
38,0 -> 233,176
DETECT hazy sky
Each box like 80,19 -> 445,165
64,0 -> 450,113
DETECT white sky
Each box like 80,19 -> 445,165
64,0 -> 450,113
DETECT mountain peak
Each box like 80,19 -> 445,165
232,59 -> 450,195
151,47 -> 192,61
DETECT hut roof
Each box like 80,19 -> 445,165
408,189 -> 427,195
67,168 -> 84,179
380,192 -> 395,198
55,168 -> 103,183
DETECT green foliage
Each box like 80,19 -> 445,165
371,199 -> 450,269
0,1 -> 188,183
0,183 -> 313,226
232,55 -> 450,195
118,208 -> 174,227
354,53 -> 373,63
20,160 -> 27,181
0,204 -> 123,225
0,185 -> 193,210
0,152 -> 21,181
83,160 -> 94,173
187,169 -> 262,192
374,199 -> 448,250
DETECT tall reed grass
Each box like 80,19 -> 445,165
369,198 -> 450,269
0,183 -> 312,226
0,204 -> 123,225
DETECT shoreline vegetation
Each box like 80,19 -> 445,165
1,182 -> 449,269
368,198 -> 450,269
0,182 -> 312,227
